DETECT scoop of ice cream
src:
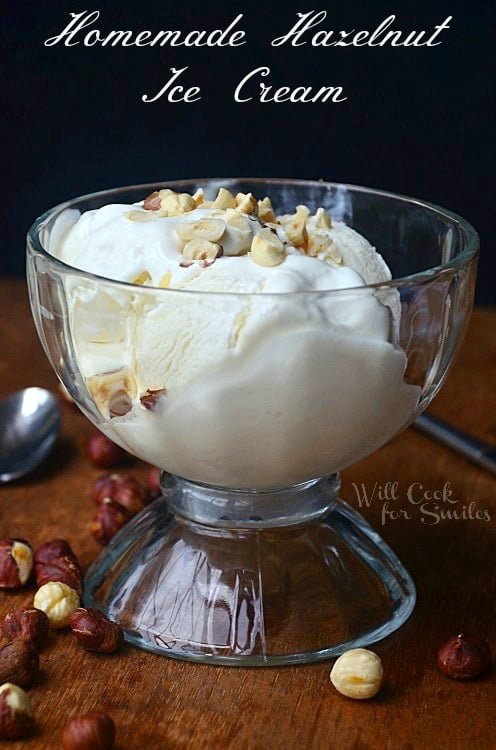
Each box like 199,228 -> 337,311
49,185 -> 419,488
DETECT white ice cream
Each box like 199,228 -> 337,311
49,187 -> 420,488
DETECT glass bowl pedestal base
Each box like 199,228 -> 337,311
84,474 -> 415,666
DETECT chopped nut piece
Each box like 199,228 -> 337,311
175,218 -> 226,243
87,369 -> 137,419
307,231 -> 342,264
143,191 -> 162,211
182,238 -> 223,262
330,648 -> 383,699
0,683 -> 35,740
314,206 -> 332,229
280,205 -> 309,248
258,197 -> 277,223
159,191 -> 196,216
140,389 -> 167,411
132,271 -> 152,285
159,271 -> 172,288
235,192 -> 258,215
125,210 -> 160,223
192,188 -> 204,206
213,187 -> 237,209
250,229 -> 286,267
34,582 -> 80,629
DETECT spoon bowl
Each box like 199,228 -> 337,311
0,387 -> 60,482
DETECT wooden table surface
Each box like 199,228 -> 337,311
0,278 -> 495,750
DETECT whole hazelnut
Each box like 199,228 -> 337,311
0,641 -> 39,687
147,466 -> 162,502
437,634 -> 492,680
86,432 -> 128,468
330,648 -> 383,700
0,683 -> 35,739
2,608 -> 49,650
34,538 -> 74,565
90,499 -> 131,546
61,711 -> 115,750
0,539 -> 33,588
33,581 -> 80,629
70,608 -> 124,653
92,473 -> 147,515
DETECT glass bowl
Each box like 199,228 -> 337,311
26,179 -> 478,665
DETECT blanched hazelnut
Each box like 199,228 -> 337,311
0,641 -> 39,687
2,608 -> 49,651
33,582 -> 80,629
330,648 -> 383,699
61,711 -> 115,750
70,608 -> 124,653
0,539 -> 33,588
0,683 -> 35,739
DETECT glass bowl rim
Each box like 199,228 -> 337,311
26,177 -> 480,298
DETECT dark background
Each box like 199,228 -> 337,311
3,1 -> 495,302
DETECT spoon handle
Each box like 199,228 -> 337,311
413,413 -> 496,475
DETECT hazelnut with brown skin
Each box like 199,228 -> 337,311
70,608 -> 124,653
0,683 -> 35,740
34,539 -> 83,594
90,499 -> 131,546
437,634 -> 492,679
86,432 -> 128,468
91,473 -> 148,515
0,539 -> 33,588
2,608 -> 49,651
0,641 -> 39,687
61,711 -> 115,750
147,466 -> 162,502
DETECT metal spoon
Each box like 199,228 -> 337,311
0,388 -> 60,482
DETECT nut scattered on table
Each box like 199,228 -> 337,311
34,539 -> 83,594
86,432 -> 129,468
33,581 -> 80,629
92,473 -> 148,515
70,608 -> 124,654
61,711 -> 115,750
90,499 -> 132,546
0,641 -> 39,687
330,648 -> 384,699
437,634 -> 492,680
0,539 -> 33,588
0,683 -> 35,740
2,608 -> 49,651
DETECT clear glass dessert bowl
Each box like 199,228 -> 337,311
26,179 -> 478,665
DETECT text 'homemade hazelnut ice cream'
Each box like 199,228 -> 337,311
49,185 -> 420,488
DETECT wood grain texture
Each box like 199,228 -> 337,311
0,279 -> 495,750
